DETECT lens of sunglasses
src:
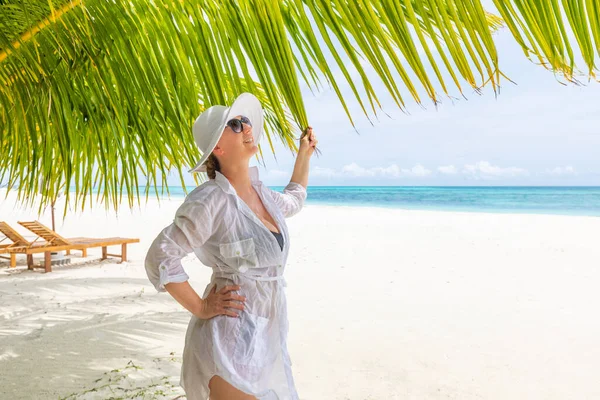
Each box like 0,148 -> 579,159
226,116 -> 252,133
227,119 -> 243,133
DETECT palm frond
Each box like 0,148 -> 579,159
0,0 -> 597,215
493,0 -> 600,82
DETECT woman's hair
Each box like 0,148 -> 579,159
205,153 -> 221,179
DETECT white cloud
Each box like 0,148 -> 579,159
341,162 -> 376,177
312,166 -> 340,178
461,161 -> 529,180
337,163 -> 431,178
371,164 -> 401,177
267,169 -> 289,178
546,166 -> 576,176
405,164 -> 432,177
438,165 -> 458,175
305,161 -> 539,182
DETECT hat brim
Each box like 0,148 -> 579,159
189,93 -> 264,173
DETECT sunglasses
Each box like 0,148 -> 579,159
226,116 -> 252,133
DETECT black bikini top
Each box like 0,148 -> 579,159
270,230 -> 284,251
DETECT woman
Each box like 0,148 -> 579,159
145,93 -> 318,400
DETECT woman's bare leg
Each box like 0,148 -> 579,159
208,375 -> 258,400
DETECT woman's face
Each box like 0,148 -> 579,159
213,115 -> 258,167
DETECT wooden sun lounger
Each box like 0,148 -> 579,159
0,221 -> 139,272
0,221 -> 46,268
0,245 -> 18,267
0,221 -> 33,248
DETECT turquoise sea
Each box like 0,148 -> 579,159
152,186 -> 600,217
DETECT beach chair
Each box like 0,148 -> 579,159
0,239 -> 19,267
0,221 -> 43,268
1,220 -> 139,272
0,245 -> 18,268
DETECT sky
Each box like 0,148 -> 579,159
180,7 -> 600,187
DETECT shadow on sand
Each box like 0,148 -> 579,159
0,258 -> 194,399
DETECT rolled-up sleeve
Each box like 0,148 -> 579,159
145,200 -> 213,292
268,181 -> 307,218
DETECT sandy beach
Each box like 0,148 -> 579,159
1,190 -> 599,399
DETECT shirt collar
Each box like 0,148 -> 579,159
214,166 -> 261,195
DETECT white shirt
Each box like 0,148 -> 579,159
145,166 -> 307,400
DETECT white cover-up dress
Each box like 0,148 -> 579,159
145,166 -> 306,400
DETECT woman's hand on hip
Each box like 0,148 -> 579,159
197,284 -> 246,319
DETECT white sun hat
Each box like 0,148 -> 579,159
189,92 -> 264,173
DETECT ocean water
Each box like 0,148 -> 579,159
147,186 -> 600,217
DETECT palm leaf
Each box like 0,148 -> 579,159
0,0 -> 598,215
493,0 -> 599,81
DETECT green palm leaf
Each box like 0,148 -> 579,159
493,0 -> 599,81
0,0 -> 598,215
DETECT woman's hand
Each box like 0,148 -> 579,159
196,284 -> 246,319
299,126 -> 320,158
291,126 -> 319,188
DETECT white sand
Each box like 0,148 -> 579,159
1,190 -> 599,399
